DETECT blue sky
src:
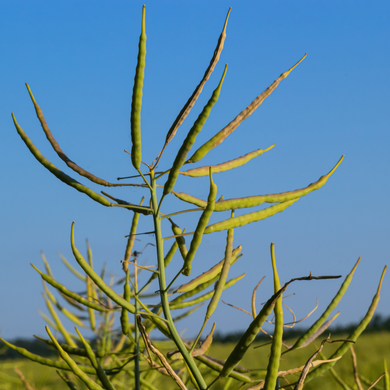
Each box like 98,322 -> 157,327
1,1 -> 389,341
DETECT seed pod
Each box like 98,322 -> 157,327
163,66 -> 227,196
263,243 -> 283,390
174,156 -> 343,211
180,145 -> 274,177
205,214 -> 234,321
188,53 -> 306,163
288,257 -> 360,353
176,245 -> 242,293
130,5 -> 146,170
120,270 -> 132,335
304,266 -> 387,385
204,199 -> 298,234
183,168 -> 217,276
171,222 -> 188,261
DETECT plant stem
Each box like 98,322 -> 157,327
150,170 -> 207,390
134,258 -> 141,390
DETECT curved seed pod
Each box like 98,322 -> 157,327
288,257 -> 361,353
42,281 -> 85,328
162,8 -> 231,148
123,197 -> 145,272
25,84 -> 128,188
172,304 -> 203,323
205,199 -> 298,234
181,145 -> 274,177
70,222 -> 136,314
31,264 -> 108,312
183,168 -> 217,276
174,156 -> 343,211
46,327 -> 105,390
12,114 -> 113,207
205,216 -> 234,321
304,265 -> 387,385
85,241 -> 97,332
263,243 -> 283,390
188,53 -> 307,163
57,370 -> 79,390
195,355 -> 253,383
171,222 -> 188,261
120,270 -> 133,335
177,245 -> 242,293
0,337 -> 97,374
170,274 -> 245,310
75,328 -> 115,390
163,66 -> 227,196
130,5 -> 146,170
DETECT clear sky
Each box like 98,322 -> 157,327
1,0 -> 389,342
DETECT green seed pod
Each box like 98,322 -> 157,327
384,359 -> 390,390
263,243 -> 283,390
176,245 -> 242,293
31,264 -> 108,312
170,274 -> 245,310
120,270 -> 132,335
46,326 -> 105,390
188,53 -> 307,164
205,199 -> 298,234
171,222 -> 188,261
303,266 -> 387,385
130,5 -> 146,170
163,66 -> 227,196
183,168 -> 217,276
71,222 -> 136,314
205,214 -> 234,321
180,145 -> 274,177
174,156 -> 343,211
287,257 -> 360,353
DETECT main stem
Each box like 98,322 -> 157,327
150,171 -> 207,390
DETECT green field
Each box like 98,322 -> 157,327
1,331 -> 389,390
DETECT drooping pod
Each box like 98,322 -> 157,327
187,53 -> 307,164
120,270 -> 133,335
183,168 -> 217,276
263,243 -> 283,390
171,222 -> 188,262
130,5 -> 146,170
204,199 -> 298,234
176,245 -> 242,293
174,156 -> 343,210
163,66 -> 227,196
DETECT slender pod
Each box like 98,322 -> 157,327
75,328 -> 116,390
86,241 -> 97,331
0,337 -> 97,374
176,245 -> 242,293
163,65 -> 227,196
304,266 -> 387,384
123,197 -> 145,271
205,215 -> 234,321
174,156 -> 343,211
183,168 -> 217,275
204,199 -> 298,234
12,114 -> 113,207
263,243 -> 283,390
130,5 -> 146,170
170,274 -> 245,310
70,222 -> 136,314
188,54 -> 307,163
171,222 -> 188,261
160,8 -> 231,152
57,371 -> 79,390
180,145 -> 274,177
59,253 -> 87,281
25,84 -> 128,188
287,257 -> 361,353
46,326 -> 105,390
120,270 -> 132,335
31,264 -> 108,312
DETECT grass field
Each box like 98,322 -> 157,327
1,332 -> 389,389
